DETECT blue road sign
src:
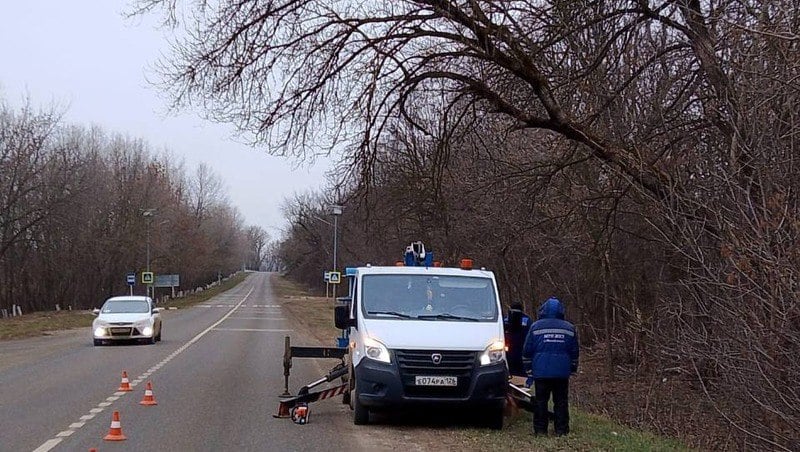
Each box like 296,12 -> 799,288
126,272 -> 136,286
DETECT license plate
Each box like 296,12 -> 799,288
110,328 -> 130,334
415,376 -> 457,386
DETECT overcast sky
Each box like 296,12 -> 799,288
0,1 -> 332,237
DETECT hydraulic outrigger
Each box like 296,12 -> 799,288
273,335 -> 350,423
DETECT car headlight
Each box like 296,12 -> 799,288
363,337 -> 391,363
94,326 -> 107,337
141,326 -> 154,337
479,340 -> 506,366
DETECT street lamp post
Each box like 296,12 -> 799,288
143,209 -> 156,298
331,205 -> 343,298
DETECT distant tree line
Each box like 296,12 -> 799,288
140,0 -> 800,449
0,100 -> 269,313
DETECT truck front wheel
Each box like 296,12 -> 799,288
483,401 -> 504,430
352,382 -> 370,425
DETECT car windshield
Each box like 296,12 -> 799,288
361,274 -> 498,321
101,300 -> 150,314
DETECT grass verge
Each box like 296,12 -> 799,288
270,273 -> 339,345
270,273 -> 690,451
0,310 -> 95,341
0,272 -> 250,341
460,406 -> 690,451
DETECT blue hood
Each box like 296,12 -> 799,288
538,297 -> 564,320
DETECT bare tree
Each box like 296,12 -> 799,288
139,1 -> 800,448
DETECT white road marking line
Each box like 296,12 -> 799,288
79,415 -> 94,421
113,391 -> 126,396
227,317 -> 286,320
69,422 -> 85,428
33,284 -> 256,452
213,328 -> 294,332
32,438 -> 62,452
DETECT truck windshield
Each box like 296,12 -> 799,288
361,274 -> 498,321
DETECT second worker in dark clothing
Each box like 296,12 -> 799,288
522,297 -> 579,436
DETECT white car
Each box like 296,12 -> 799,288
92,296 -> 163,346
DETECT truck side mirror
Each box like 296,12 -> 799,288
334,303 -> 354,329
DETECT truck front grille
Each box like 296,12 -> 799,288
395,349 -> 476,398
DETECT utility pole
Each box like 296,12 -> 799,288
143,208 -> 156,298
331,204 -> 343,299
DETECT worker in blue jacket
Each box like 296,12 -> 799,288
523,297 -> 579,436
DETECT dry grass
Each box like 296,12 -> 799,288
270,273 -> 340,345
0,310 -> 95,341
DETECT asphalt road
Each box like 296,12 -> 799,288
0,272 -> 363,451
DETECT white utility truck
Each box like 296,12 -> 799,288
334,242 -> 508,428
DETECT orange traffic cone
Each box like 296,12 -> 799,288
139,381 -> 158,406
117,371 -> 132,392
103,411 -> 127,441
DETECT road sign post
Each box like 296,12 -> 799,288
328,271 -> 341,284
126,272 -> 136,295
155,274 -> 180,299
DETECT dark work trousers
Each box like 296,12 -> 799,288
533,378 -> 570,435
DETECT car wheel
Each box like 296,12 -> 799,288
149,335 -> 157,345
156,327 -> 162,342
352,381 -> 370,425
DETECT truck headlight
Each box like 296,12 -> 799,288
364,337 -> 391,363
479,340 -> 505,366
94,327 -> 107,337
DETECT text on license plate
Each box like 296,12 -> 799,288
415,376 -> 457,386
